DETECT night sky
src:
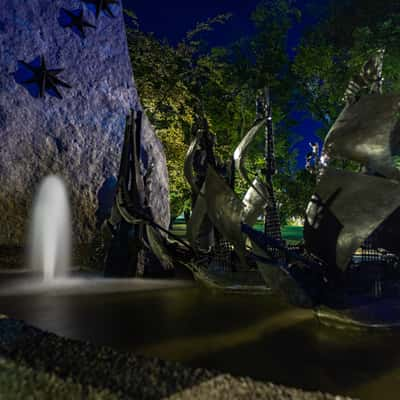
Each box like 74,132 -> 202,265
123,0 -> 326,169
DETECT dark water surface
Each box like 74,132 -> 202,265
0,274 -> 400,400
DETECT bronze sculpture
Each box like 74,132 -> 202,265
246,50 -> 400,328
104,50 -> 400,327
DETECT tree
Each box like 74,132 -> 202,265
124,1 -> 316,223
292,1 -> 400,138
125,13 -> 234,217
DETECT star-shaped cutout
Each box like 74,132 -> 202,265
82,0 -> 120,19
60,8 -> 96,38
16,56 -> 71,99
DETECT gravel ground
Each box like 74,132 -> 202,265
0,357 -> 118,400
0,317 -> 355,400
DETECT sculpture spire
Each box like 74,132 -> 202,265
262,87 -> 282,244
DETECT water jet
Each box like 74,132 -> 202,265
28,175 -> 71,283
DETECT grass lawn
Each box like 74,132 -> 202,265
172,220 -> 303,243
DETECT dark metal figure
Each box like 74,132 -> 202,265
305,152 -> 313,171
187,113 -> 218,253
60,8 -> 96,37
343,48 -> 385,105
82,0 -> 120,19
17,55 -> 71,99
305,142 -> 320,174
103,110 -> 149,277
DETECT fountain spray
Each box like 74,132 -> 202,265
28,175 -> 71,282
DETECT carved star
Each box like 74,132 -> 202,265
82,0 -> 120,19
61,8 -> 96,37
18,56 -> 71,99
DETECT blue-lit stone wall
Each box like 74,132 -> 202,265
0,0 -> 170,244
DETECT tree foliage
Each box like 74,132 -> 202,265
124,1 -> 306,221
292,0 -> 400,136
124,0 -> 400,223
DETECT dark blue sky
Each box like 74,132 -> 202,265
123,0 -> 325,168
123,0 -> 258,45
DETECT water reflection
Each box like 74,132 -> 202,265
0,281 -> 399,399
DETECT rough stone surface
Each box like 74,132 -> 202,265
0,0 -> 170,245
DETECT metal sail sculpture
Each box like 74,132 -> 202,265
304,49 -> 400,272
243,50 -> 400,328
234,118 -> 269,226
182,108 -> 271,292
101,106 -> 270,291
101,110 -> 145,276
102,110 -> 175,276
